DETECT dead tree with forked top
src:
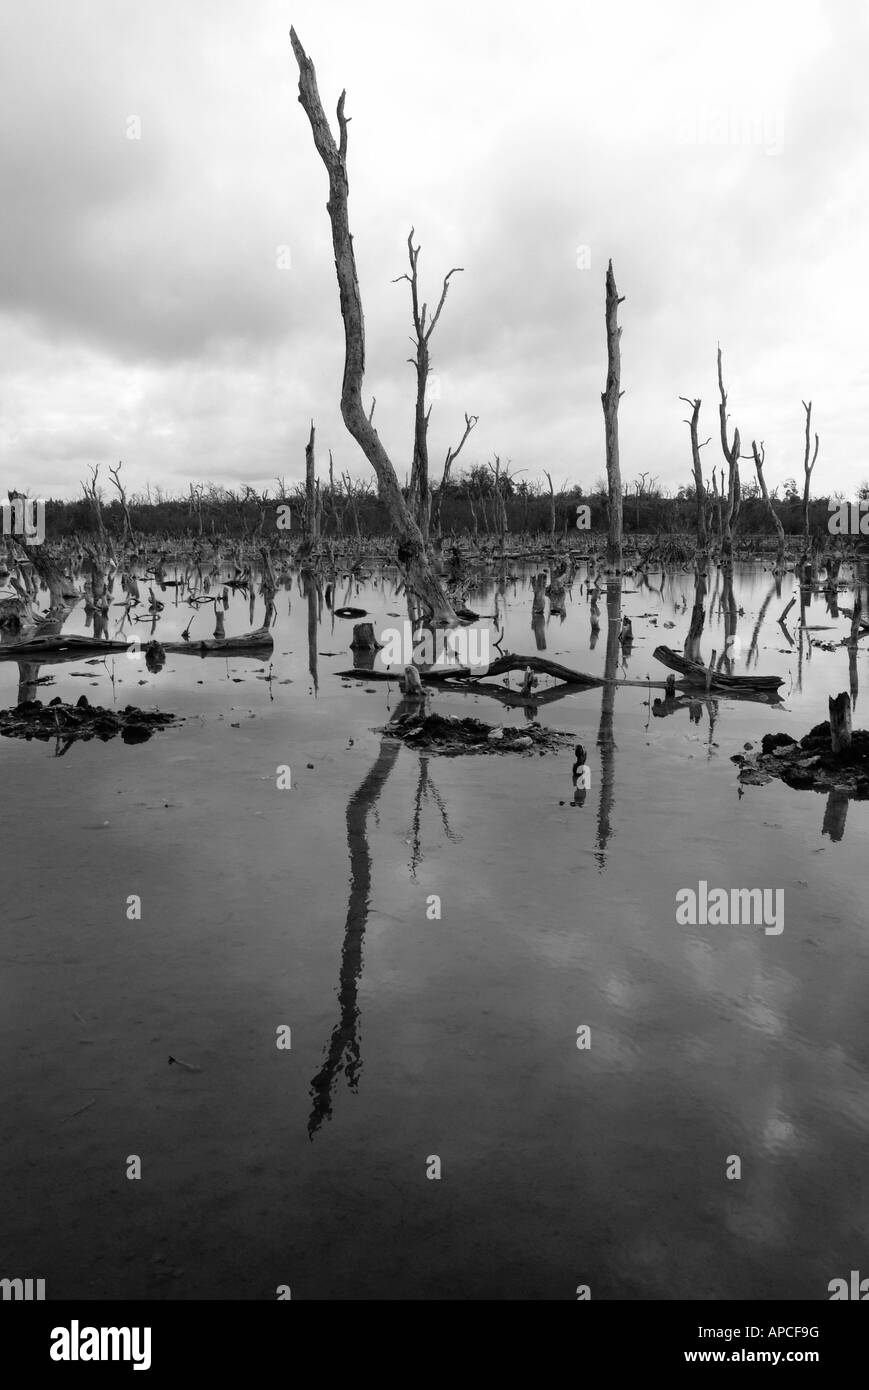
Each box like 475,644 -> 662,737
393,231 -> 463,541
432,411 -> 478,537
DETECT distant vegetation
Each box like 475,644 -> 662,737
18,470 -> 857,543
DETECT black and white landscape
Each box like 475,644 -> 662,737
2,0 -> 868,1330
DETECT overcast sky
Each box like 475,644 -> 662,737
1,0 -> 867,503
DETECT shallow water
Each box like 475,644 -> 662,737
3,558 -> 868,1299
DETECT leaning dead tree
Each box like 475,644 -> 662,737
290,29 -> 457,622
432,411 -> 478,536
751,440 -> 786,568
801,400 -> 820,549
678,397 -> 710,552
716,347 -> 742,561
393,230 -> 463,541
601,261 -> 624,569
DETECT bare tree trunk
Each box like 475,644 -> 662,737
679,397 -> 709,551
802,399 -> 819,551
544,471 -> 556,538
601,261 -> 624,569
433,412 -> 477,537
81,464 -> 107,542
291,30 -> 456,624
304,421 -> 320,547
716,348 -> 742,562
394,232 -> 463,542
109,461 -> 134,541
751,440 -> 785,569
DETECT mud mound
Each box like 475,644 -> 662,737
0,695 -> 179,748
381,712 -> 572,756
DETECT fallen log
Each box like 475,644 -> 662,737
0,634 -> 131,659
163,627 -> 274,654
0,627 -> 273,660
653,645 -> 783,691
334,652 -> 604,687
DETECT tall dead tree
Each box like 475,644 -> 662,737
716,348 -> 742,561
393,231 -> 463,541
601,261 -> 624,569
290,29 -> 456,622
678,397 -> 710,551
751,440 -> 786,568
801,400 -> 820,548
432,411 -> 478,536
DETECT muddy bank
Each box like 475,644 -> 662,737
733,722 -> 869,796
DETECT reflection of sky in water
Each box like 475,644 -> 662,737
2,556 -> 869,1298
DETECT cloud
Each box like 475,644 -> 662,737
1,0 -> 867,500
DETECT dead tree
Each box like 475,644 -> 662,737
543,471 -> 556,538
601,261 -> 624,569
751,440 -> 786,568
188,483 -> 205,536
432,411 -> 478,536
801,400 -> 820,550
108,461 -> 134,541
290,30 -> 456,622
393,231 -> 463,541
303,420 -> 320,548
716,348 -> 742,561
324,449 -> 342,537
81,464 -> 107,541
487,455 -> 511,546
678,398 -> 710,551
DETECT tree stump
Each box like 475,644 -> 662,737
350,622 -> 381,651
403,665 -> 424,697
829,692 -> 852,753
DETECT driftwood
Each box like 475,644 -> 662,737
653,644 -> 783,691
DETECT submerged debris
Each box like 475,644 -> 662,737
381,712 -> 572,756
0,695 -> 179,748
732,722 -> 869,796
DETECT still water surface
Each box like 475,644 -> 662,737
2,558 -> 867,1298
